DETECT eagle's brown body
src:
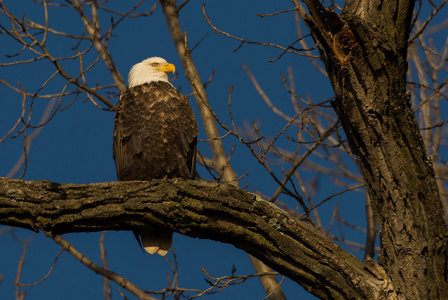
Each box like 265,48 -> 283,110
113,80 -> 198,255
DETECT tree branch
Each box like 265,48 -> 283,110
0,177 -> 388,299
160,0 -> 238,185
47,233 -> 156,300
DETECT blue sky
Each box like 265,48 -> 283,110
1,1 -> 445,299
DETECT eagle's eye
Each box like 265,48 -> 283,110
151,63 -> 159,67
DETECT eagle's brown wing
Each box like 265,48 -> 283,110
113,81 -> 198,181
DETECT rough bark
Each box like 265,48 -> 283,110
1,177 -> 392,299
300,0 -> 448,298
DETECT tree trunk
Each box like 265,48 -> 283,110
300,0 -> 448,298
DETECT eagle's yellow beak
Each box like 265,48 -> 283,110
157,63 -> 175,74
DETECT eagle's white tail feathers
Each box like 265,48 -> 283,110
141,229 -> 173,256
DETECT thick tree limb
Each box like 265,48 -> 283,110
1,177 -> 391,299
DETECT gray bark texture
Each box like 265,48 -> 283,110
1,177 -> 395,299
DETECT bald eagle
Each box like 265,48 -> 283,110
113,57 -> 198,256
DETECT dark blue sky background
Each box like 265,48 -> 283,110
1,1 -> 446,299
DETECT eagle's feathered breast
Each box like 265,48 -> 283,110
113,81 -> 198,182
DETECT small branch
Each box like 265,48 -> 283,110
408,1 -> 448,44
47,232 -> 156,300
99,231 -> 112,300
7,98 -> 57,178
16,249 -> 64,287
70,0 -> 127,92
14,243 -> 28,300
363,193 -> 377,260
161,0 -> 238,185
202,4 -> 318,59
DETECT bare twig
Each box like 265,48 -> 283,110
14,243 -> 28,300
7,97 -> 57,178
46,232 -> 157,300
69,0 -> 127,92
16,249 -> 64,287
202,4 -> 319,59
364,193 -> 377,260
99,231 -> 112,300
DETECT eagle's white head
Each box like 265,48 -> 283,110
128,57 -> 175,88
